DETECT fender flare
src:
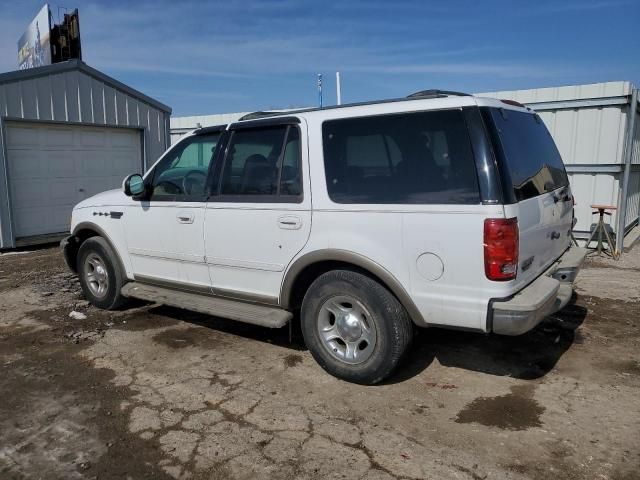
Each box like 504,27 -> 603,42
280,249 -> 426,326
72,222 -> 128,278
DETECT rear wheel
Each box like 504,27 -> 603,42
301,270 -> 413,384
77,237 -> 128,310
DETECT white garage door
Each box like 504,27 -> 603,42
5,122 -> 142,238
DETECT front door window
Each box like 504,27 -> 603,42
149,133 -> 221,201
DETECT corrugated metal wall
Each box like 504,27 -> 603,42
476,82 -> 638,243
536,106 -> 627,234
0,69 -> 170,164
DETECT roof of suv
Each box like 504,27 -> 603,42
184,91 -> 533,136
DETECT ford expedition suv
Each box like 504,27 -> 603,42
61,90 -> 586,384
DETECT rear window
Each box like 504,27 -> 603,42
486,108 -> 568,202
322,110 -> 480,204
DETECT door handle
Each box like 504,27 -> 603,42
177,212 -> 195,224
278,215 -> 302,230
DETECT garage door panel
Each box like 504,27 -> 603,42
46,151 -> 76,177
13,205 -> 71,237
111,130 -> 138,148
81,130 -> 107,147
7,126 -> 42,148
87,177 -> 119,197
11,178 -> 47,208
112,153 -> 138,176
49,179 -> 80,204
45,128 -> 74,146
7,150 -> 43,179
82,151 -> 111,177
12,207 -> 48,237
5,122 -> 142,238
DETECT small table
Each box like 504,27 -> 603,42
585,204 -> 617,258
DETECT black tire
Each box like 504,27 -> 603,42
77,237 -> 128,310
301,270 -> 413,385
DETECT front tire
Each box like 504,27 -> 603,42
77,237 -> 128,310
301,270 -> 413,385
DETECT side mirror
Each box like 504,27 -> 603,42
123,174 -> 145,197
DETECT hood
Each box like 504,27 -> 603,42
73,189 -> 130,209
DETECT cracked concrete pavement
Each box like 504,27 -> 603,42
1,245 -> 639,479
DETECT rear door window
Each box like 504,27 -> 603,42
485,108 -> 568,202
215,125 -> 303,202
322,110 -> 480,204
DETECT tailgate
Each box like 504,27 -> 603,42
482,106 -> 573,288
506,188 -> 573,288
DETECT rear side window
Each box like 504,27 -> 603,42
322,110 -> 480,204
486,108 -> 568,202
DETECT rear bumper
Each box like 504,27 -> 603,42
490,246 -> 587,336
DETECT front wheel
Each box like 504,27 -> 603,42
77,237 -> 128,310
301,270 -> 413,385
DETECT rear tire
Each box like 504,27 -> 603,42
77,237 -> 128,310
301,270 -> 413,385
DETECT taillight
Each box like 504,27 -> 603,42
484,218 -> 519,281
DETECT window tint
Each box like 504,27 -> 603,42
150,133 -> 220,200
322,110 -> 480,204
218,126 -> 302,200
488,108 -> 568,202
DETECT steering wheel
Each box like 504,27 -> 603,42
155,180 -> 182,195
182,170 -> 207,195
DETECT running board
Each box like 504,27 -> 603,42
121,282 -> 291,328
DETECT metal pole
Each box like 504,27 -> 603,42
336,71 -> 342,105
616,87 -> 638,256
317,74 -> 323,108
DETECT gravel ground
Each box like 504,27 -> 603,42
0,245 -> 639,480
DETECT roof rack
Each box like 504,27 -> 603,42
407,89 -> 470,99
238,90 -> 473,122
239,110 -> 310,121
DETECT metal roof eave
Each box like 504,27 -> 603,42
0,59 -> 172,114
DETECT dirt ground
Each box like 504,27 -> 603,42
0,245 -> 639,480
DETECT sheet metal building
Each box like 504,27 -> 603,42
0,60 -> 171,248
477,81 -> 640,253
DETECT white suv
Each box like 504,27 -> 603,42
62,90 -> 585,384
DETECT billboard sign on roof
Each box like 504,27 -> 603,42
17,4 -> 52,70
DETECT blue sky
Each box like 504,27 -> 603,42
1,0 -> 639,116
